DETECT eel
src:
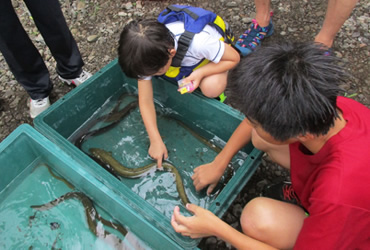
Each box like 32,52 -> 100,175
166,114 -> 223,153
89,148 -> 190,205
44,164 -> 75,189
161,161 -> 190,205
31,191 -> 127,237
89,148 -> 157,178
72,99 -> 139,179
97,93 -> 138,123
74,100 -> 138,149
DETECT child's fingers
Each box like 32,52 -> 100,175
157,156 -> 162,168
206,183 -> 217,196
171,206 -> 188,233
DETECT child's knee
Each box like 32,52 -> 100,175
199,80 -> 226,98
240,197 -> 275,236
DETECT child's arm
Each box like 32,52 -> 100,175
171,204 -> 277,250
184,44 -> 240,91
192,119 -> 252,194
138,79 -> 168,167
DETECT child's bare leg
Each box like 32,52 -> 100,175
314,0 -> 358,48
241,197 -> 307,249
254,0 -> 271,27
199,72 -> 227,98
250,128 -> 290,169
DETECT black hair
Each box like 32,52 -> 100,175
118,19 -> 175,79
227,42 -> 346,141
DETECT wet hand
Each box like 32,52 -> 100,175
171,204 -> 215,238
148,141 -> 168,168
192,162 -> 223,195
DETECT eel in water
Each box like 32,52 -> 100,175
74,99 -> 138,149
89,148 -> 190,205
43,164 -> 75,189
89,148 -> 157,178
73,98 -> 139,180
164,114 -> 223,154
161,161 -> 190,205
31,191 -> 127,237
97,93 -> 138,123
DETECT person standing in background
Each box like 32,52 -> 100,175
235,0 -> 358,56
0,0 -> 91,118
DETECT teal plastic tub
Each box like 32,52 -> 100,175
0,124 -> 183,249
34,59 -> 262,248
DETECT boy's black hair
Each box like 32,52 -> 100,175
118,19 -> 175,79
227,42 -> 346,141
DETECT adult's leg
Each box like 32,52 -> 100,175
0,0 -> 52,100
254,0 -> 271,27
314,0 -> 358,48
24,0 -> 84,79
240,197 -> 307,249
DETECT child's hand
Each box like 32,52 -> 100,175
171,204 -> 217,238
183,72 -> 203,93
192,161 -> 224,195
148,141 -> 168,168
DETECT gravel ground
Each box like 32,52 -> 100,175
0,0 -> 369,249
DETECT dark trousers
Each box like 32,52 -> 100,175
0,0 -> 84,99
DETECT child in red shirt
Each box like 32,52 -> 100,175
171,42 -> 370,249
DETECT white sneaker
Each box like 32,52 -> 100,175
58,70 -> 92,86
29,96 -> 50,119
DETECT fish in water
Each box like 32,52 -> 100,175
89,148 -> 190,205
31,191 -> 127,237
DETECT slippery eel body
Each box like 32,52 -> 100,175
89,148 -> 157,178
75,99 -> 138,149
74,93 -> 223,206
89,148 -> 190,205
31,191 -> 127,237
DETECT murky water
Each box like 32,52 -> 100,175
71,89 -> 247,218
0,162 -> 150,249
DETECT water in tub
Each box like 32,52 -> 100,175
70,89 -> 248,218
0,162 -> 149,249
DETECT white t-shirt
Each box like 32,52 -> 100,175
142,21 -> 225,80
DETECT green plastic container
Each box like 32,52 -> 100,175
0,124 -> 182,249
34,59 -> 262,248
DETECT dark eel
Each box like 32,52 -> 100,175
74,100 -> 138,149
31,191 -> 127,237
97,93 -> 138,123
161,161 -> 190,205
44,164 -> 75,189
89,148 -> 190,205
89,148 -> 157,178
164,114 -> 222,154
73,97 -> 139,179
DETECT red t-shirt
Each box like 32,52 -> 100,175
290,97 -> 370,249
